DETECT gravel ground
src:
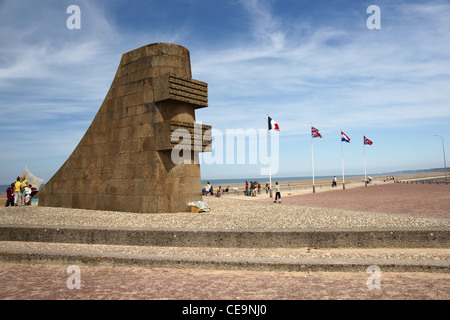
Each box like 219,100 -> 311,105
1,241 -> 449,262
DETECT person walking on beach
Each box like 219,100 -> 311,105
245,181 -> 249,196
274,182 -> 281,203
332,176 -> 337,187
250,181 -> 255,196
5,183 -> 15,207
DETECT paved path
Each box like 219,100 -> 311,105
258,183 -> 450,219
0,262 -> 449,300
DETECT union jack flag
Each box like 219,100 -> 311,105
311,126 -> 322,138
364,136 -> 373,145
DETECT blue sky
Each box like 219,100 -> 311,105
0,0 -> 449,184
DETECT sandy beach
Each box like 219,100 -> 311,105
208,172 -> 448,196
209,172 -> 448,202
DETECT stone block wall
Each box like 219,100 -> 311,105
38,43 -> 211,213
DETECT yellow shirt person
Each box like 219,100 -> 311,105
21,179 -> 28,191
14,178 -> 22,206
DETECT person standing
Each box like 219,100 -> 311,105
19,175 -> 28,206
5,183 -> 15,207
245,181 -> 249,196
274,182 -> 281,203
14,177 -> 22,206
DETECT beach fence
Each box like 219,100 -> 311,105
395,180 -> 448,185
394,174 -> 448,185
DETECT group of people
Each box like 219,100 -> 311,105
244,181 -> 264,196
4,175 -> 38,207
202,182 -> 230,197
244,180 -> 281,203
201,180 -> 281,203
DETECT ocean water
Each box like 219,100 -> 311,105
0,184 -> 45,194
0,185 -> 11,194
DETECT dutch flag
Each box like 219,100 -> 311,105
341,131 -> 350,143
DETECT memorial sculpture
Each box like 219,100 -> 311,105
38,43 -> 212,213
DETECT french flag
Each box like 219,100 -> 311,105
268,116 -> 280,131
341,131 -> 350,143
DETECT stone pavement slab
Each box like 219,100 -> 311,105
0,262 -> 449,300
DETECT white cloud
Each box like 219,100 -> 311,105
194,0 -> 450,136
238,0 -> 286,50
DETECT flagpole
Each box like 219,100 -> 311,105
341,131 -> 345,190
311,123 -> 316,193
268,114 -> 272,198
364,136 -> 367,187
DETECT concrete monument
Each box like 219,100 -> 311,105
38,43 -> 212,213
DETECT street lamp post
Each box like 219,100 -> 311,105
434,134 -> 448,183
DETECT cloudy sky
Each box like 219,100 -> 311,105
0,0 -> 449,184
